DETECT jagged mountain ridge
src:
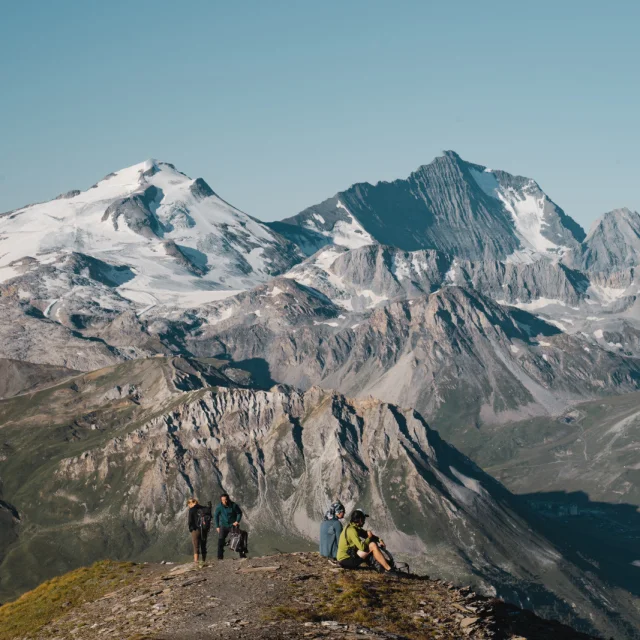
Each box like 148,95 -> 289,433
1,152 -> 638,358
3,236 -> 640,435
0,367 -> 636,638
271,151 -> 586,262
181,282 -> 640,441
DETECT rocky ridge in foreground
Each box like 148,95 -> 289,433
0,553 -> 601,640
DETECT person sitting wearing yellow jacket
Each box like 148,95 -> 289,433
336,509 -> 399,576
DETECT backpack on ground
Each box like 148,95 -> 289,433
368,548 -> 410,574
196,502 -> 212,535
228,525 -> 249,556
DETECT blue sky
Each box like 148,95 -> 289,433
1,0 -> 638,229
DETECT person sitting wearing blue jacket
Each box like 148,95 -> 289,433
319,501 -> 345,559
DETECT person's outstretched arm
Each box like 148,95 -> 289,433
234,503 -> 243,525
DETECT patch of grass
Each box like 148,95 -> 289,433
0,560 -> 140,640
321,574 -> 403,627
268,572 -> 439,636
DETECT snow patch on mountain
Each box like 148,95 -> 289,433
470,168 -> 568,260
282,247 -> 393,311
444,260 -> 458,284
588,283 -> 629,305
496,297 -> 570,311
329,201 -> 375,249
500,189 -> 558,253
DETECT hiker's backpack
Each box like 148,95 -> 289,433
196,502 -> 212,534
228,526 -> 249,555
368,548 -> 410,574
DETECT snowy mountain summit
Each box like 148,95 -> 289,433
0,159 -> 302,306
271,151 -> 586,263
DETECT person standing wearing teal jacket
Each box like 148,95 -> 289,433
214,493 -> 243,560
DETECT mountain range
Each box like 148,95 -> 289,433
1,356 -> 637,638
2,151 -> 640,638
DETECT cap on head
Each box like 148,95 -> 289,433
331,501 -> 345,515
324,501 -> 345,520
350,508 -> 369,524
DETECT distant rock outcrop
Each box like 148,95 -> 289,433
567,207 -> 640,273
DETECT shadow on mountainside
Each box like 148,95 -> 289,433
507,307 -> 563,338
520,490 -> 640,598
227,357 -> 277,389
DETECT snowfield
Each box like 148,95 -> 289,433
0,159 -> 301,307
469,168 -> 568,259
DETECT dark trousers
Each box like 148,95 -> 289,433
191,530 -> 207,560
217,526 -> 232,559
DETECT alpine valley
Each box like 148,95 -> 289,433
1,152 -> 639,638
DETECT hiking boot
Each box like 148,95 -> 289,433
384,569 -> 401,579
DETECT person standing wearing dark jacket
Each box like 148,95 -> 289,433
187,497 -> 208,565
214,493 -> 243,560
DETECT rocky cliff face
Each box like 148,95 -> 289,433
283,244 -> 590,310
196,285 -> 640,442
567,207 -> 640,273
1,376 -> 635,637
273,151 -> 585,261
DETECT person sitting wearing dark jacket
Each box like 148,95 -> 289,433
214,493 -> 243,560
187,497 -> 210,565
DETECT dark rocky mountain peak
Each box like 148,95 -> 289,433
271,151 -> 585,262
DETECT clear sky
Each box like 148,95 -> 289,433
1,0 -> 638,230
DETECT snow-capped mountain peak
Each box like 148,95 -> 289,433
0,159 -> 302,306
272,151 -> 586,263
